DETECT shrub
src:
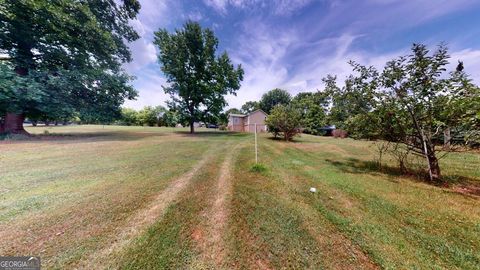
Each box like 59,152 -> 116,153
332,129 -> 348,138
250,163 -> 268,173
265,104 -> 302,141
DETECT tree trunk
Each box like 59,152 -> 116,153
443,128 -> 451,150
1,113 -> 27,134
190,121 -> 194,133
428,154 -> 441,181
32,120 -> 38,126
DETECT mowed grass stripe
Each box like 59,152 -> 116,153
0,127 -> 228,268
259,142 -> 379,270
192,143 -> 246,269
248,140 -> 378,269
0,136 -> 204,223
111,139 -> 239,269
82,144 -> 219,269
227,144 -> 326,269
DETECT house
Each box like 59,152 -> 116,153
228,109 -> 268,133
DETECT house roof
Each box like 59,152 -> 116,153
228,109 -> 268,118
229,113 -> 246,118
248,109 -> 268,116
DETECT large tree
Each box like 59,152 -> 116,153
241,101 -> 260,114
0,0 -> 140,134
259,88 -> 292,114
154,21 -> 244,133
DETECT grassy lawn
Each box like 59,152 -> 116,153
0,125 -> 478,269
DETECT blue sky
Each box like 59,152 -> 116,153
123,0 -> 480,109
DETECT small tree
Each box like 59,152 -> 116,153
154,21 -> 244,133
343,44 -> 478,182
119,108 -> 140,126
266,104 -> 302,141
158,108 -> 180,127
259,88 -> 292,114
137,106 -> 160,126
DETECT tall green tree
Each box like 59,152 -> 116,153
259,88 -> 291,114
291,92 -> 328,135
218,108 -> 242,125
241,101 -> 260,114
158,107 -> 180,127
137,106 -> 161,126
323,67 -> 376,129
154,21 -> 244,133
0,0 -> 140,134
119,108 -> 140,126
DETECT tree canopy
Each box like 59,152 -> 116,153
291,92 -> 328,135
265,104 -> 302,141
328,44 -> 479,181
259,88 -> 292,114
241,101 -> 260,114
154,21 -> 244,133
0,0 -> 140,133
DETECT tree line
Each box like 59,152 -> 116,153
117,106 -> 179,127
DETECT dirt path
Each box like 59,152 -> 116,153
194,144 -> 241,268
80,150 -> 214,269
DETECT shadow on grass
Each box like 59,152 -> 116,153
266,136 -> 304,142
173,130 -> 250,138
325,157 -> 480,197
0,131 -> 170,144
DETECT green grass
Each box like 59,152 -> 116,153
0,125 -> 478,269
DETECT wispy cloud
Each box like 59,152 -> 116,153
203,0 -> 313,15
122,0 -> 480,110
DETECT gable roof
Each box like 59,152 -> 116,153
228,109 -> 268,118
247,109 -> 268,116
228,113 -> 246,118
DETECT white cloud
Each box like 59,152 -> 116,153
123,38 -> 157,72
203,0 -> 312,15
124,70 -> 169,109
225,20 -> 296,108
136,0 -> 170,32
185,10 -> 204,21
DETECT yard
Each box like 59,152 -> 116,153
0,125 -> 479,269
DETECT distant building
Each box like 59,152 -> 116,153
227,109 -> 268,133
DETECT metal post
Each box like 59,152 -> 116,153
255,123 -> 258,163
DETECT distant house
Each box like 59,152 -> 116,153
228,109 -> 268,133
